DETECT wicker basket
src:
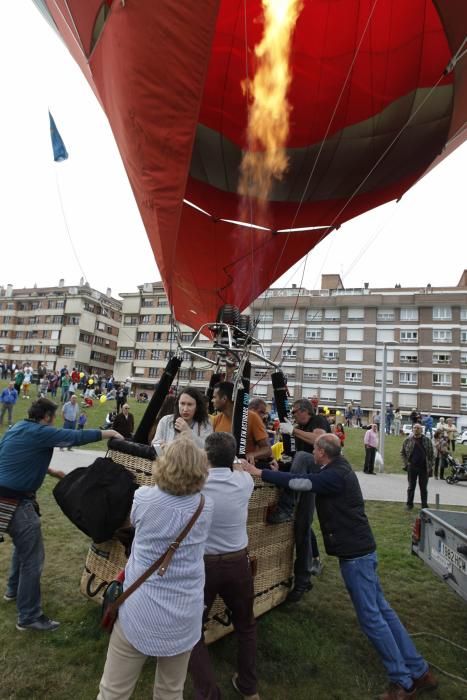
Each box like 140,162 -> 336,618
80,448 -> 294,642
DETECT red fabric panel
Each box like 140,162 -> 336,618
87,1 -> 221,304
63,0 -> 104,56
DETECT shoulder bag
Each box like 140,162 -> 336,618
101,494 -> 205,633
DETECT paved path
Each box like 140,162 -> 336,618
51,449 -> 467,508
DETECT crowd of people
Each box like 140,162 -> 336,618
0,381 -> 440,699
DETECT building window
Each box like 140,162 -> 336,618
304,347 -> 320,361
124,316 -> 138,325
155,315 -> 166,324
432,352 -> 451,364
324,309 -> 340,320
62,347 -> 75,357
432,373 -> 451,386
432,394 -> 452,410
461,329 -> 467,343
461,395 -> 467,411
347,307 -> 364,319
433,306 -> 452,320
282,349 -> 297,359
181,333 -> 194,342
158,298 -> 169,307
375,371 -> 393,384
137,332 -> 150,342
321,370 -> 337,381
377,309 -> 395,321
345,370 -> 362,383
255,327 -> 272,341
400,371 -> 417,385
460,308 -> 467,321
24,344 -> 36,353
320,388 -> 336,402
67,316 -> 80,325
346,348 -> 363,362
151,349 -> 162,360
195,370 -> 205,380
400,330 -> 418,343
461,353 -> 467,364
257,311 -> 273,323
141,298 -> 154,307
303,369 -> 320,380
398,392 -> 418,408
119,349 -> 134,360
322,349 -> 338,361
377,329 -> 395,343
460,374 -> 467,387
374,390 -> 393,406
400,307 -> 418,321
140,315 -> 151,324
344,389 -> 361,402
347,328 -> 364,341
284,309 -> 299,321
90,351 -> 101,361
52,315 -> 63,324
306,309 -> 323,321
432,329 -> 452,343
135,349 -> 146,360
148,367 -> 158,378
323,328 -> 339,342
283,328 -> 298,340
306,328 -> 322,341
79,333 -> 92,344
400,351 -> 418,363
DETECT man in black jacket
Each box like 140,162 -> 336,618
244,434 -> 437,700
268,399 -> 330,601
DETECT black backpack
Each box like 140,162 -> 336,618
53,457 -> 137,542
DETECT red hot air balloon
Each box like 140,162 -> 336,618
32,1 -> 467,328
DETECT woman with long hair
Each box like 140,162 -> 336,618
152,387 -> 212,449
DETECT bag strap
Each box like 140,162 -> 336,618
111,493 -> 205,611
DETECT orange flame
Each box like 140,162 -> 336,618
239,0 -> 303,204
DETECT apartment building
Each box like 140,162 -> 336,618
0,281 -> 121,375
114,282 -> 211,392
249,271 -> 467,424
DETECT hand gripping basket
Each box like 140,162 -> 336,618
80,446 -> 294,643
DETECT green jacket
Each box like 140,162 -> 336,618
401,435 -> 434,471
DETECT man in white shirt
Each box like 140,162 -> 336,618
189,432 -> 259,700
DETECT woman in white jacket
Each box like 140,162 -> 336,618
153,387 -> 212,449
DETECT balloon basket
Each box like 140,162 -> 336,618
80,445 -> 294,643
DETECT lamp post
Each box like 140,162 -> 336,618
379,341 -> 397,472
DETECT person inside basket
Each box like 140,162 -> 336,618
0,398 -> 123,633
152,387 -> 213,449
211,382 -> 272,465
243,433 -> 438,700
97,437 -> 214,700
267,398 -> 330,602
188,431 -> 259,700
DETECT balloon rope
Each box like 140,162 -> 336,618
54,167 -> 88,284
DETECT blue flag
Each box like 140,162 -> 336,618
49,111 -> 68,162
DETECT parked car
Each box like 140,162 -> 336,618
456,430 -> 467,445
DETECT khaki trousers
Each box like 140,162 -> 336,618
98,618 -> 191,700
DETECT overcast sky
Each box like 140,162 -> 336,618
1,1 -> 466,302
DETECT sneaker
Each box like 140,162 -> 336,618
3,593 -> 16,602
16,614 -> 60,632
412,669 -> 438,694
310,558 -> 323,576
286,582 -> 313,603
379,683 -> 416,700
266,509 -> 293,525
231,673 -> 260,700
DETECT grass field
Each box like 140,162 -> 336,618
1,381 -> 467,698
1,487 -> 467,699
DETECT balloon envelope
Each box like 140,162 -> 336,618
34,0 -> 467,327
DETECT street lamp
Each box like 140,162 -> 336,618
379,341 -> 398,472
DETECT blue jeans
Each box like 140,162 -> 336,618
276,451 -> 319,588
63,419 -> 77,430
339,552 -> 427,689
6,500 -> 45,625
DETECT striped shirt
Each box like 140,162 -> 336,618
202,468 -> 254,554
119,486 -> 213,657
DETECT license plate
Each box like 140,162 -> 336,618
440,542 -> 467,574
